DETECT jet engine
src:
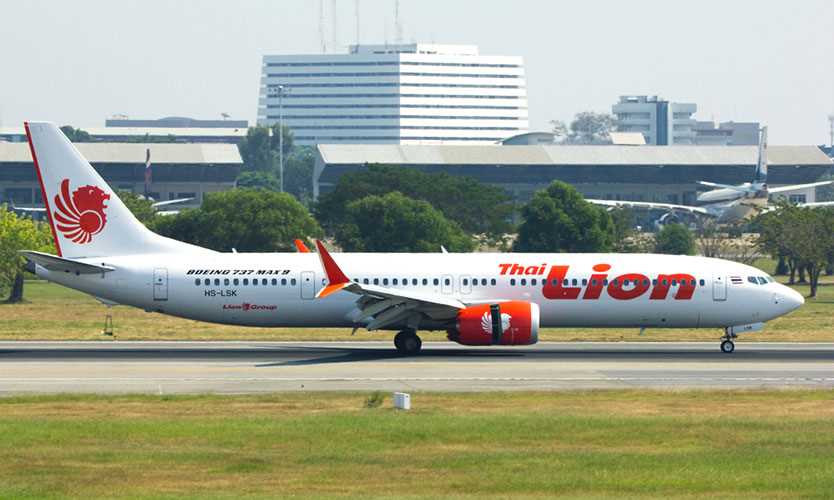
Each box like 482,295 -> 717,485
448,301 -> 539,346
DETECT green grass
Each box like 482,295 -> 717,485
4,272 -> 834,342
1,391 -> 834,498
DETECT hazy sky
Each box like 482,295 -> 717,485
2,0 -> 833,144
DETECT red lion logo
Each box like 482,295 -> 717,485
53,179 -> 110,244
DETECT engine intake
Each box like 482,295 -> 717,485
448,301 -> 539,346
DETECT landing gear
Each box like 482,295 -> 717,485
720,327 -> 737,353
394,330 -> 422,356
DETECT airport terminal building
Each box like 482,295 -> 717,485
257,43 -> 529,145
314,144 -> 833,205
0,142 -> 242,209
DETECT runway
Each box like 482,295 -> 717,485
2,341 -> 834,394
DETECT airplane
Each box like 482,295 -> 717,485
7,194 -> 193,218
19,122 -> 804,355
588,127 -> 834,223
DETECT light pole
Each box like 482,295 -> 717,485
277,85 -> 289,192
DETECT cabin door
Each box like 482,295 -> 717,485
712,274 -> 727,301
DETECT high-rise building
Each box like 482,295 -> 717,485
612,95 -> 696,145
257,44 -> 528,145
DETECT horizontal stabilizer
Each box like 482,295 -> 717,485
19,250 -> 115,274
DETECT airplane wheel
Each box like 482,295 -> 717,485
720,340 -> 735,354
395,330 -> 422,356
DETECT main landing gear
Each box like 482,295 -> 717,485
394,330 -> 422,356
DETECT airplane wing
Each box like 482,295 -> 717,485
9,206 -> 46,213
151,197 -> 194,208
768,181 -> 834,194
586,199 -> 713,216
20,251 -> 115,274
314,241 -> 465,331
798,201 -> 834,208
697,181 -> 751,192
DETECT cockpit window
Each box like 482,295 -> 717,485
757,277 -> 768,285
747,276 -> 758,285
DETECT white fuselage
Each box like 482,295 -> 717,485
36,252 -> 803,331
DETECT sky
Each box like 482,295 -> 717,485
1,0 -> 833,144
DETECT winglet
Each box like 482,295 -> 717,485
314,240 -> 351,298
294,239 -> 311,253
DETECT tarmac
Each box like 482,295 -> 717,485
1,341 -> 834,394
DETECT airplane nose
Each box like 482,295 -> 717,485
777,286 -> 804,312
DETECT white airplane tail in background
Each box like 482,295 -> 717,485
25,122 -> 204,258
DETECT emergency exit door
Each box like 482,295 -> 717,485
300,271 -> 316,299
153,268 -> 168,301
712,275 -> 727,301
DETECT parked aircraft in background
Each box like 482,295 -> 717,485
21,122 -> 803,355
589,127 -> 834,223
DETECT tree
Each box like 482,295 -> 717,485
151,189 -> 321,252
513,181 -> 615,253
237,124 -> 294,173
566,112 -> 616,144
59,126 -> 91,142
654,223 -> 696,255
758,205 -> 834,297
316,165 -> 513,241
236,171 -> 281,192
549,120 -> 568,143
334,192 -> 474,252
0,208 -> 54,302
283,146 -> 316,203
696,221 -> 757,264
117,191 -> 158,225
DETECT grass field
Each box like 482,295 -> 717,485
3,275 -> 833,342
1,390 -> 833,498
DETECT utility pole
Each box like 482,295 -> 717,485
828,114 -> 834,147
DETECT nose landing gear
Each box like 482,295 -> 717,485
720,339 -> 735,353
394,330 -> 422,356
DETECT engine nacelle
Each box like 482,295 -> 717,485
448,301 -> 540,346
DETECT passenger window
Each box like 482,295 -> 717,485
194,278 -> 200,286
510,278 -> 516,286
243,279 -> 249,286
363,278 -> 369,285
643,279 -> 649,286
690,279 -> 696,286
463,278 -> 469,286
623,279 -> 629,286
521,279 -> 527,286
531,279 -> 537,286
671,280 -> 677,286
603,279 -> 609,286
699,279 -> 705,286
374,278 -> 379,285
582,279 -> 588,286
281,278 -> 287,286
490,278 -> 496,286
562,279 -> 568,286
271,279 -> 277,285
253,279 -> 258,286
204,278 -> 210,286
433,278 -> 439,286
652,279 -> 658,286
392,278 -> 398,285
444,278 -> 450,286
291,278 -> 297,286
421,279 -> 427,285
414,279 -> 419,286
662,280 -> 668,286
383,278 -> 389,286
224,278 -> 230,286
592,279 -> 598,286
572,279 -> 578,286
233,278 -> 239,286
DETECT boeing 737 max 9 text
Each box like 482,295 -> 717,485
20,122 -> 804,354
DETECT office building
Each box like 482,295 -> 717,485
613,95 -> 696,145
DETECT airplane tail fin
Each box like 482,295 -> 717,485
754,126 -> 768,185
25,122 -> 203,258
